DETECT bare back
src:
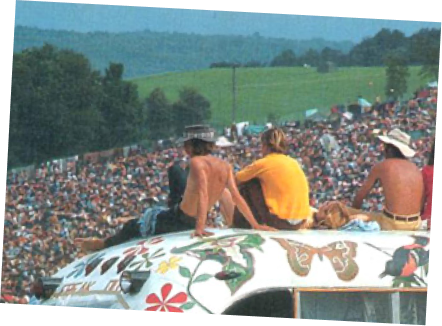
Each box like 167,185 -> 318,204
180,155 -> 230,218
354,158 -> 424,215
378,159 -> 424,214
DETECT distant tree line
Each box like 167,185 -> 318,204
211,28 -> 440,80
270,29 -> 442,72
14,26 -> 353,78
9,44 -> 211,167
210,61 -> 264,68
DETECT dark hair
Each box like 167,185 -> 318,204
261,128 -> 288,154
428,140 -> 442,171
185,139 -> 215,156
385,143 -> 406,159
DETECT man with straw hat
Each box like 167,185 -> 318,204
317,128 -> 424,231
75,125 -> 275,252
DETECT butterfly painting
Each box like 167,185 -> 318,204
273,238 -> 359,282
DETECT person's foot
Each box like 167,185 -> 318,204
74,238 -> 105,253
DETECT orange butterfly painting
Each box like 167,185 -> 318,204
273,238 -> 359,281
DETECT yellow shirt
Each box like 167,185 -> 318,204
236,153 -> 310,220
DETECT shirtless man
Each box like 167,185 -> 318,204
75,125 -> 274,252
325,129 -> 424,231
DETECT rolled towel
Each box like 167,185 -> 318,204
339,219 -> 381,232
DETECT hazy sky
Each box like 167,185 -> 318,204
15,1 -> 441,42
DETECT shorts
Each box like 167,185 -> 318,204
345,207 -> 421,231
104,204 -> 195,249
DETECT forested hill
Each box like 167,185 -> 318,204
13,26 -> 353,77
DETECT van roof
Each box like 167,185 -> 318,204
44,229 -> 429,313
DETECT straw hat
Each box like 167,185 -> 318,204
378,128 -> 416,158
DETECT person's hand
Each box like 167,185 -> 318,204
191,228 -> 214,238
254,224 -> 277,232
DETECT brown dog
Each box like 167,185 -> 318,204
314,201 -> 353,229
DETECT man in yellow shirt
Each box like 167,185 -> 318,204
231,128 -> 312,230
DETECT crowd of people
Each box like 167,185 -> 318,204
1,87 -> 437,303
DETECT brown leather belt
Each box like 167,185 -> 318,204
383,209 -> 420,222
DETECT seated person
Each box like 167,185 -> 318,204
167,158 -> 189,208
75,125 -> 275,252
320,129 -> 424,231
228,128 -> 313,230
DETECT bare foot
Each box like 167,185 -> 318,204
74,238 -> 105,253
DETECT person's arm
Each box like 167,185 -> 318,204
352,163 -> 381,209
236,159 -> 265,185
227,166 -> 276,231
190,159 -> 213,237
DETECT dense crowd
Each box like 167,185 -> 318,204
1,87 -> 437,303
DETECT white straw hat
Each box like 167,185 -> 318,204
378,128 -> 416,158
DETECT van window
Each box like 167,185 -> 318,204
400,292 -> 427,325
299,292 -> 391,322
298,291 -> 426,325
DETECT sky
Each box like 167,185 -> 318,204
14,1 -> 441,42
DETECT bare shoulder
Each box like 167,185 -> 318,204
368,161 -> 385,177
189,156 -> 229,172
189,156 -> 205,166
221,157 -> 232,169
372,160 -> 386,170
188,156 -> 207,173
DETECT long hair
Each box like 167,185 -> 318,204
385,143 -> 406,159
185,139 -> 215,156
261,128 -> 288,154
428,140 -> 442,172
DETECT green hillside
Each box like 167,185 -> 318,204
14,26 -> 353,78
132,66 -> 427,129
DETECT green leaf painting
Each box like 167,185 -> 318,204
179,266 -> 192,279
194,274 -> 213,283
172,234 -> 265,295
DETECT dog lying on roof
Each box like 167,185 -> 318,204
313,201 -> 374,230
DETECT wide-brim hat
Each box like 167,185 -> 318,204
378,128 -> 416,158
176,125 -> 217,144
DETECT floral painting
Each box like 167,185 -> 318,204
171,233 -> 265,295
123,237 -> 164,258
145,283 -> 193,312
68,236 -> 166,279
66,252 -> 106,279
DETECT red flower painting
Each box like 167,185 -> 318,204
123,237 -> 164,257
145,283 -> 188,312
123,240 -> 149,257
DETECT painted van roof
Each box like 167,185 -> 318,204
43,229 -> 429,313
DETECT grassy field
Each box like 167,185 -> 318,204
131,66 -> 427,129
